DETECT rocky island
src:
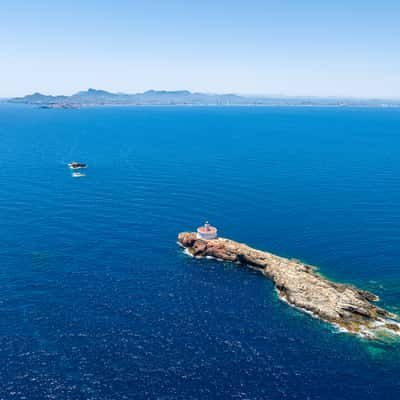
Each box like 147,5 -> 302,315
178,230 -> 400,339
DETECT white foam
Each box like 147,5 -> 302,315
183,248 -> 194,258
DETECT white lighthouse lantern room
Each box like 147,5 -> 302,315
197,221 -> 218,240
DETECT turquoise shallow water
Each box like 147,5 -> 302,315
0,104 -> 399,399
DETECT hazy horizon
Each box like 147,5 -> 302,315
1,1 -> 400,98
4,88 -> 400,101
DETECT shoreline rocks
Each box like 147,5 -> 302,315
178,232 -> 400,339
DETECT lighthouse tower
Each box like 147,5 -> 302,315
197,221 -> 218,240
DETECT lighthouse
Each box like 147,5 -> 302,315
197,221 -> 218,240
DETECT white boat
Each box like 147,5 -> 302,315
68,161 -> 87,170
72,172 -> 86,177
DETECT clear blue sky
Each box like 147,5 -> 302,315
1,0 -> 399,98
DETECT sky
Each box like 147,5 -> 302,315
1,0 -> 400,98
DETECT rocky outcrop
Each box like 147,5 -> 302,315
178,232 -> 400,339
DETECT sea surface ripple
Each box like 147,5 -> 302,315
0,105 -> 399,399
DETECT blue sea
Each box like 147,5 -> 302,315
0,104 -> 399,399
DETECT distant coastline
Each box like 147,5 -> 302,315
6,88 -> 400,108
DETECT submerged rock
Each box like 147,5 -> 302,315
178,232 -> 399,339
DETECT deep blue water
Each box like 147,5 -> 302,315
0,104 -> 400,399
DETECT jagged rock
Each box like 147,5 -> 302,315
178,232 -> 399,338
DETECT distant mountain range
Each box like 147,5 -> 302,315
8,88 -> 400,107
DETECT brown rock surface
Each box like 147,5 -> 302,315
178,232 -> 400,338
